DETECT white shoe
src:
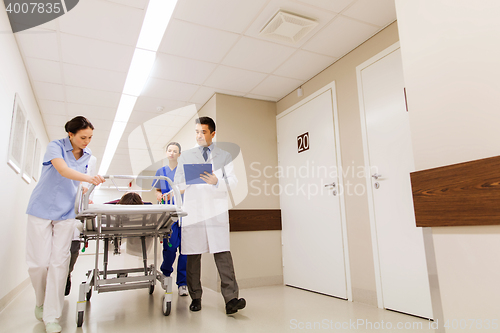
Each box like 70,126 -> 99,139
35,305 -> 43,321
178,285 -> 189,296
45,322 -> 62,333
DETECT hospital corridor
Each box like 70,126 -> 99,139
1,0 -> 500,333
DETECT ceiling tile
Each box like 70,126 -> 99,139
189,87 -> 216,105
65,86 -> 121,109
343,0 -> 396,27
244,0 -> 337,48
107,161 -> 133,175
173,0 -> 268,34
33,81 -> 65,102
189,86 -> 244,105
15,30 -> 59,61
66,103 -> 116,122
114,147 -> 131,156
134,96 -> 191,114
143,111 -> 190,129
302,15 -> 379,58
151,53 -> 217,85
204,66 -> 267,92
60,33 -> 134,72
127,110 -> 161,126
164,104 -> 198,118
151,134 -> 176,148
38,100 -> 66,116
58,0 -> 143,46
25,58 -> 63,84
222,37 -> 297,73
89,118 -> 113,129
250,75 -> 304,99
35,19 -> 57,31
63,63 -> 126,93
294,0 -> 355,13
141,78 -> 200,101
42,114 -> 68,129
126,126 -> 147,151
88,136 -> 109,147
158,19 -> 240,63
143,123 -> 170,138
89,121 -> 112,133
273,50 -> 336,80
109,154 -> 133,164
88,145 -> 104,156
45,125 -> 67,141
245,93 -> 279,102
105,0 -> 148,9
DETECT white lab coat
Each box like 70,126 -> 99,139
175,144 -> 237,254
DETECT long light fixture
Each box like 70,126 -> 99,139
98,0 -> 178,175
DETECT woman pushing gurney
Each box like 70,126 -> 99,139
74,174 -> 186,327
25,117 -> 105,333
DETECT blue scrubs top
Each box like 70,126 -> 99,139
153,166 -> 177,204
26,137 -> 91,221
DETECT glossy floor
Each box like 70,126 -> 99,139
0,254 -> 435,333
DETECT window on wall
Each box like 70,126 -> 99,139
7,93 -> 26,174
22,121 -> 36,183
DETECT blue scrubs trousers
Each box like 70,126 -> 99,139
160,222 -> 187,286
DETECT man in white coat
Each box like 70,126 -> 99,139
174,116 -> 246,315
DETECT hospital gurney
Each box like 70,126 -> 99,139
74,175 -> 186,327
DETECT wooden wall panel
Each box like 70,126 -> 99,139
229,209 -> 282,232
410,155 -> 500,227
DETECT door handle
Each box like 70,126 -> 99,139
371,173 -> 382,180
324,182 -> 336,187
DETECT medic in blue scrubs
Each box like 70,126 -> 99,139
25,116 -> 105,333
154,142 -> 188,297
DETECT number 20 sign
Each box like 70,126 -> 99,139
297,132 -> 309,153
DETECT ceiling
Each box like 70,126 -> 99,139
14,0 -> 396,176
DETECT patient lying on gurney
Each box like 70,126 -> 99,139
117,192 -> 144,205
115,192 -> 154,257
67,192 -> 152,292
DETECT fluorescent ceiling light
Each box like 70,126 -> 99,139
114,94 -> 137,123
98,0 -> 177,175
123,49 -> 156,96
98,121 -> 128,175
137,0 -> 177,51
98,95 -> 137,175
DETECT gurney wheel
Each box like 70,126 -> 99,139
149,283 -> 155,295
86,288 -> 92,301
77,311 -> 84,327
162,295 -> 171,316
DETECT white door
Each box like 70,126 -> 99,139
277,88 -> 348,299
358,46 -> 433,318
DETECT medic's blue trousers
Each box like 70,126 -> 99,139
160,222 -> 187,286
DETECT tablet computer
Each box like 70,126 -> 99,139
184,163 -> 212,185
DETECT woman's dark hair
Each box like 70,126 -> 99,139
195,116 -> 216,133
166,142 -> 181,153
118,192 -> 143,205
65,116 -> 94,134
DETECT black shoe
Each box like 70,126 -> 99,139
65,276 -> 71,296
189,298 -> 202,312
225,298 -> 246,314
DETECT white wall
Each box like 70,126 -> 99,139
0,5 -> 49,306
396,0 -> 500,327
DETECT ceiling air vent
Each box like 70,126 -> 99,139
259,10 -> 318,44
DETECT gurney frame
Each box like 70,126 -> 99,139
74,175 -> 186,327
